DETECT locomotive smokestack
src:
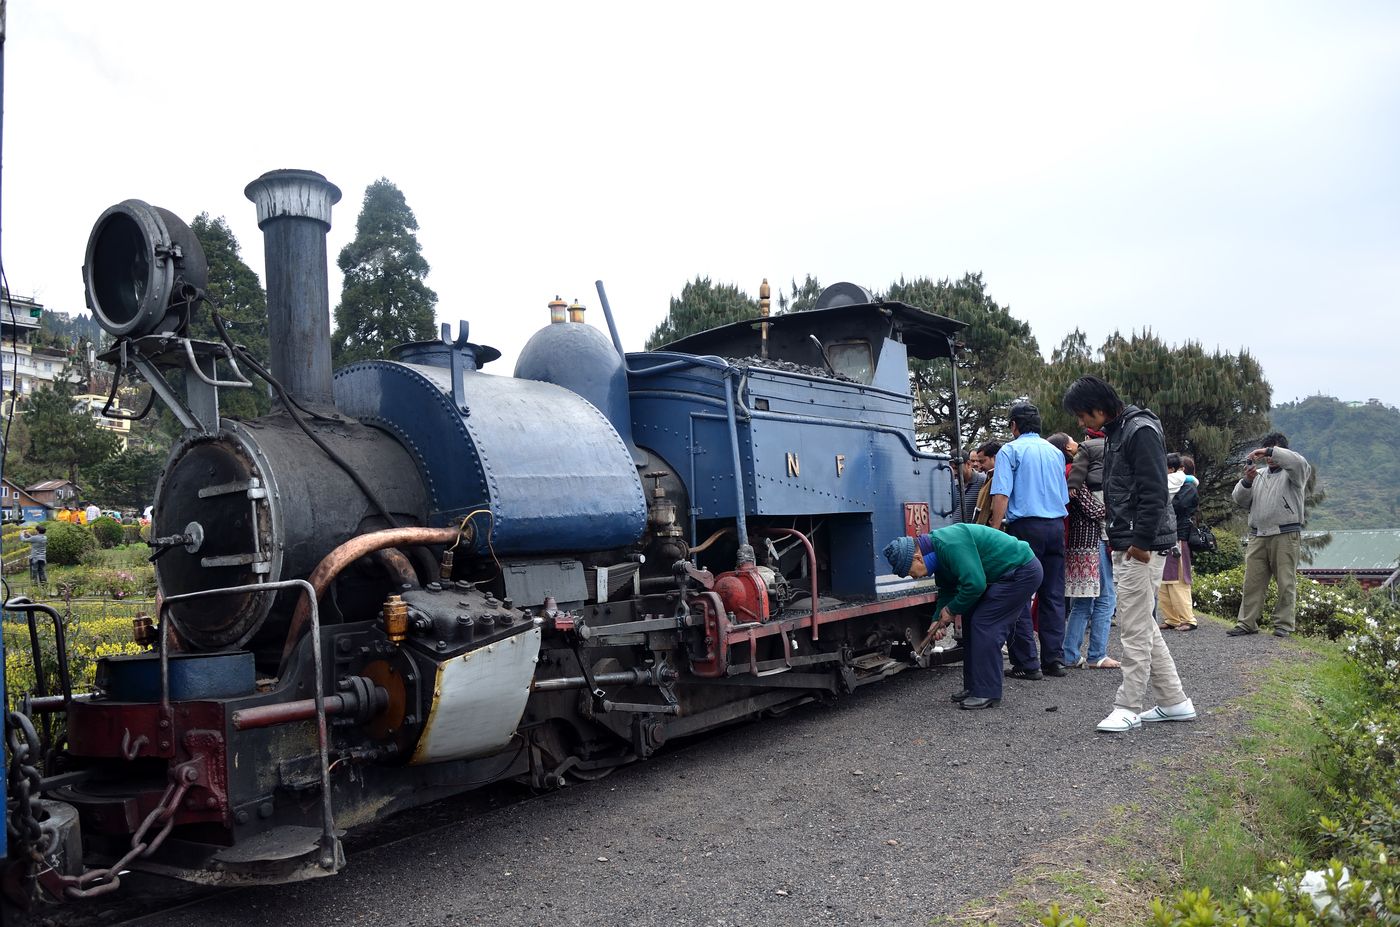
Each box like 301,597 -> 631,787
244,169 -> 343,410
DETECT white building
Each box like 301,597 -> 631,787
72,393 -> 135,449
1,293 -> 75,409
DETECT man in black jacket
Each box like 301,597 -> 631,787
1062,376 -> 1195,733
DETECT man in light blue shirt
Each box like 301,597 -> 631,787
988,402 -> 1070,676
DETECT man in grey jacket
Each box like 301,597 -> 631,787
20,524 -> 48,586
1228,433 -> 1311,638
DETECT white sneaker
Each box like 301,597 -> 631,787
1139,698 -> 1197,722
1096,707 -> 1142,732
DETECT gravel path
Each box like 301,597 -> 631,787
129,621 -> 1288,927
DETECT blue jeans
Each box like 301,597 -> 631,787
1064,541 -> 1115,665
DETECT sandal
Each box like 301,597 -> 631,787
1090,657 -> 1121,669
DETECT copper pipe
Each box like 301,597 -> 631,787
763,528 -> 820,641
279,526 -> 461,669
374,547 -> 419,588
688,527 -> 733,555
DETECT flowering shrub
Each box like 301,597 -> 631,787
1191,568 -> 1379,640
1345,601 -> 1400,699
57,568 -> 154,599
3,607 -> 148,699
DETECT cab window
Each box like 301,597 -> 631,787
827,341 -> 873,383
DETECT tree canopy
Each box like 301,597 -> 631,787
85,445 -> 166,510
645,277 -> 760,350
777,274 -> 824,314
885,274 -> 1044,453
190,213 -> 271,419
332,179 -> 439,365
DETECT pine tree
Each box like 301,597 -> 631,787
777,274 -> 825,313
645,277 -> 759,350
884,273 -> 1044,453
331,179 -> 439,365
86,446 -> 166,509
190,214 -> 270,419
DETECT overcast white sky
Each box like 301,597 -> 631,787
5,1 -> 1397,407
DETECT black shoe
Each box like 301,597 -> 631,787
1043,663 -> 1068,678
1006,667 -> 1043,680
1226,627 -> 1258,637
960,696 -> 1001,710
950,689 -> 971,703
1272,629 -> 1291,638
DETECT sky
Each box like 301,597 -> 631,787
4,1 -> 1398,408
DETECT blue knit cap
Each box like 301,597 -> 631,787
883,536 -> 916,576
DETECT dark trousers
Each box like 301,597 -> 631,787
1007,517 -> 1067,668
966,559 -> 1044,699
29,559 -> 47,584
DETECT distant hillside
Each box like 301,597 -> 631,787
1272,395 -> 1400,529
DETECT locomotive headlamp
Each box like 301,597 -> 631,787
83,199 -> 208,338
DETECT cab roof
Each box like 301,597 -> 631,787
657,300 -> 966,362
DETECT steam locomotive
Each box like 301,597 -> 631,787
2,169 -> 967,905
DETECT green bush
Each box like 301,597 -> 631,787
121,524 -> 144,546
42,521 -> 97,565
1192,530 -> 1245,575
90,516 -> 124,548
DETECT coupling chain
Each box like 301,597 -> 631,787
5,711 -> 58,864
5,708 -> 198,901
52,762 -> 197,899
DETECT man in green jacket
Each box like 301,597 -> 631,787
884,524 -> 1043,709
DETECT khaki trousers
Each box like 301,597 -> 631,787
1112,550 -> 1187,714
1158,581 -> 1195,628
1237,532 -> 1301,633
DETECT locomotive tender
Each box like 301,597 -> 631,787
2,169 -> 968,903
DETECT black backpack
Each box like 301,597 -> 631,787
1186,519 -> 1217,553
